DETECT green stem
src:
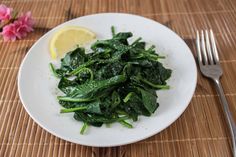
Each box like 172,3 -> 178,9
131,37 -> 142,46
147,45 -> 155,51
145,53 -> 165,60
140,78 -> 170,89
60,106 -> 87,113
116,110 -> 129,116
119,120 -> 133,128
123,92 -> 135,103
68,60 -> 96,76
116,116 -> 130,121
57,96 -> 94,102
111,26 -> 116,37
76,67 -> 94,80
12,11 -> 18,20
111,91 -> 121,108
49,63 -> 59,78
80,122 -> 88,134
130,53 -> 165,61
155,55 -> 166,59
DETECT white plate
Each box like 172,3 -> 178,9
18,13 -> 197,147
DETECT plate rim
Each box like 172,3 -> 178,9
18,12 -> 197,147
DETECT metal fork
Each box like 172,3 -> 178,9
196,30 -> 236,157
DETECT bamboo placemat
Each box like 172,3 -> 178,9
1,0 -> 236,156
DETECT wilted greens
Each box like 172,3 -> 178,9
50,27 -> 172,134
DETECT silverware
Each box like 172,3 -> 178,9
196,30 -> 236,157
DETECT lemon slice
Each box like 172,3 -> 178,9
50,26 -> 96,59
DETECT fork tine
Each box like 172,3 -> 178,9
196,30 -> 202,64
201,30 -> 208,64
210,29 -> 220,63
205,30 -> 214,64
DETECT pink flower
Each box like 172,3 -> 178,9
0,4 -> 12,21
1,11 -> 34,41
14,11 -> 34,39
1,23 -> 17,41
18,11 -> 34,31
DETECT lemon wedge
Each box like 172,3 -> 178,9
50,26 -> 96,59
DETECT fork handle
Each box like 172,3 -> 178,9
213,78 -> 236,157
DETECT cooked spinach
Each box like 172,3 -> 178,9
50,27 -> 172,134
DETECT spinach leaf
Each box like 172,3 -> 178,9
139,88 -> 158,114
61,75 -> 126,99
60,100 -> 102,114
